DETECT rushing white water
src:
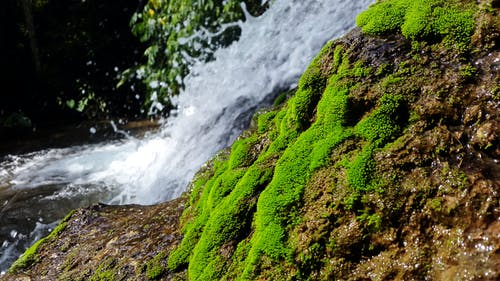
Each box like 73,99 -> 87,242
0,0 -> 374,273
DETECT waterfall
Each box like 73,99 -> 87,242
0,0 -> 374,274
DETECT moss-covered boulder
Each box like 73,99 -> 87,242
3,0 -> 499,280
166,0 -> 499,279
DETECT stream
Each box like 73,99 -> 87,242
0,0 -> 374,274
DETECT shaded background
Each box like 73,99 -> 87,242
0,0 -> 146,129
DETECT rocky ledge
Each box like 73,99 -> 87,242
3,198 -> 186,280
2,0 -> 499,280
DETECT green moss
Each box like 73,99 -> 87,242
158,1 -> 493,278
459,64 -> 478,80
357,212 -> 382,232
170,36 -> 410,280
9,210 -> 76,273
380,74 -> 403,89
167,223 -> 202,270
169,138 -> 266,275
347,144 -> 377,193
257,111 -> 277,134
355,94 -> 405,144
353,61 -> 372,77
376,63 -> 392,77
356,0 -> 408,35
309,127 -> 352,172
229,136 -> 258,169
168,42 -> 340,280
207,169 -> 247,209
187,165 -> 274,279
169,40 -> 399,280
357,0 -> 478,51
401,0 -> 437,39
8,239 -> 45,274
273,90 -> 293,107
440,163 -> 469,191
89,258 -> 116,281
172,169 -> 217,268
308,84 -> 353,172
284,41 -> 334,132
429,198 -> 443,212
345,94 -> 406,197
241,49 -> 373,279
222,239 -> 252,280
432,6 -> 476,51
169,107 -> 291,278
188,172 -> 212,209
248,133 -> 321,262
145,251 -> 167,280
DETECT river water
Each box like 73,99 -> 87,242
0,0 -> 374,273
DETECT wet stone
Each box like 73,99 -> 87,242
1,196 -> 186,280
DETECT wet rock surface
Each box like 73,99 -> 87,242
2,197 -> 186,280
288,23 -> 500,281
289,19 -> 499,278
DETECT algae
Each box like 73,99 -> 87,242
8,210 -> 75,274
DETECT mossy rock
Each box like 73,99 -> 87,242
167,2 -> 499,278
356,0 -> 478,52
8,210 -> 75,274
4,1 -> 499,280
